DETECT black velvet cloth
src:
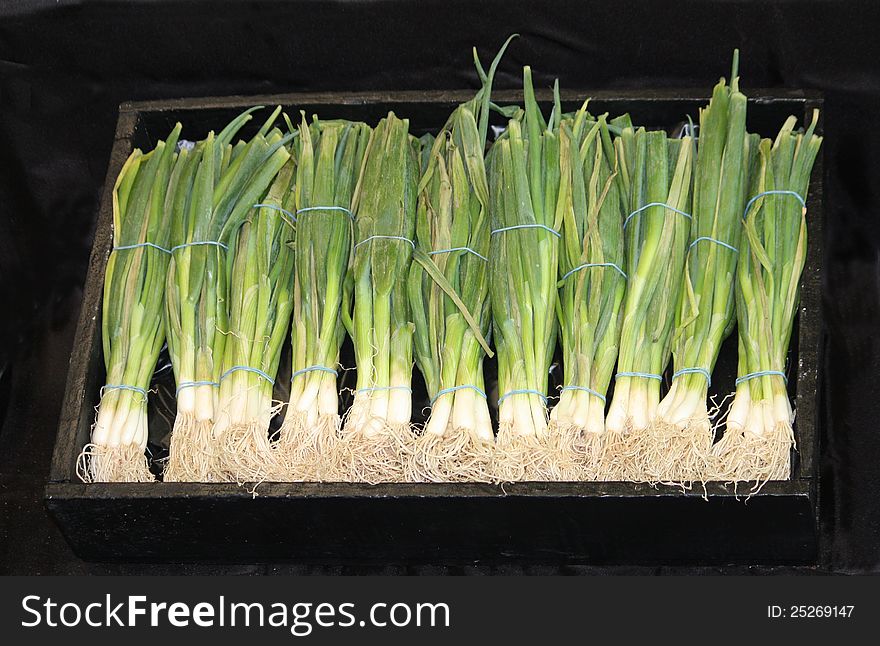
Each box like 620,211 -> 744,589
1,0 -> 878,574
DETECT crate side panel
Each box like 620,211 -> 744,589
793,99 -> 824,482
46,490 -> 816,565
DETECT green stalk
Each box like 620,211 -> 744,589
278,114 -> 371,480
344,112 -> 419,482
212,156 -> 296,482
605,127 -> 694,439
85,124 -> 180,482
406,40 -> 511,481
163,108 -> 293,481
488,66 -> 561,457
658,56 -> 756,434
716,110 -> 822,483
645,52 -> 760,482
553,104 -> 626,442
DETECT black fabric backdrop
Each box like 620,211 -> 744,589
1,0 -> 878,574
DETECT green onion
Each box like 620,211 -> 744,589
276,115 -> 371,481
488,67 -> 563,481
80,124 -> 180,482
649,53 -> 759,481
211,155 -> 296,482
405,39 -> 511,482
164,107 -> 293,482
341,112 -> 420,483
712,110 -> 822,485
551,105 -> 626,479
604,125 -> 695,479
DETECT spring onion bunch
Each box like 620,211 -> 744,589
604,126 -> 694,479
487,68 -> 564,481
79,124 -> 181,482
211,159 -> 296,482
164,107 -> 293,481
405,40 -> 511,482
650,55 -> 758,481
276,115 -> 371,481
341,112 -> 419,483
551,106 -> 626,479
712,111 -> 821,485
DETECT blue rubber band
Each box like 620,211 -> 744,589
560,262 -> 627,283
624,202 -> 692,230
219,366 -> 276,385
688,236 -> 738,254
101,384 -> 148,400
113,242 -> 171,254
559,385 -> 606,404
169,240 -> 228,254
296,205 -> 354,220
428,247 -> 489,262
253,203 -> 297,226
491,223 -> 561,238
615,371 -> 663,382
743,190 -> 806,220
672,367 -> 712,387
496,389 -> 549,406
680,123 -> 699,139
176,380 -> 219,395
430,384 -> 488,406
357,385 -> 413,394
355,235 -> 416,251
735,370 -> 788,386
292,365 -> 338,380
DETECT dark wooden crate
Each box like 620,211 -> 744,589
45,89 -> 824,565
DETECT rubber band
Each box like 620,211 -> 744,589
296,205 -> 354,220
559,385 -> 606,404
615,371 -> 663,381
113,242 -> 170,254
560,261 -> 627,283
219,366 -> 276,385
253,203 -> 297,226
428,247 -> 489,262
735,370 -> 788,386
497,389 -> 548,405
688,236 -> 738,253
354,235 -> 416,251
176,380 -> 219,395
491,223 -> 561,238
430,384 -> 488,405
623,202 -> 692,230
672,367 -> 712,387
680,123 -> 699,139
101,384 -> 148,401
742,190 -> 806,220
169,240 -> 229,253
292,365 -> 338,380
357,385 -> 413,394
